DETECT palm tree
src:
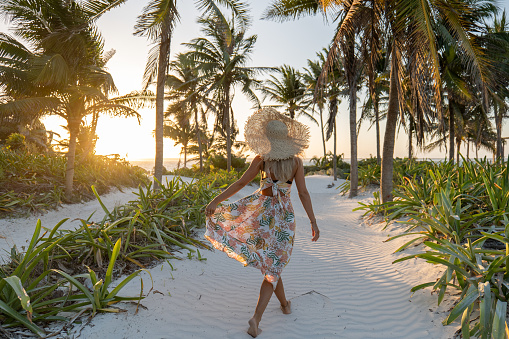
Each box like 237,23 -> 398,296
358,40 -> 389,166
357,67 -> 389,165
185,13 -> 261,172
165,53 -> 217,171
164,115 -> 194,168
484,11 -> 509,159
0,0 -> 147,199
134,0 -> 249,186
323,54 -> 346,182
336,7 -> 364,197
425,104 -> 496,159
261,65 -> 316,123
303,53 -> 328,157
265,0 -> 495,202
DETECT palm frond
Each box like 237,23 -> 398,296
82,0 -> 128,21
262,0 -> 323,22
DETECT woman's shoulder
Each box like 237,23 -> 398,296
251,155 -> 264,170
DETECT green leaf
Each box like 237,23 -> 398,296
50,269 -> 96,313
3,276 -> 33,321
479,282 -> 492,335
106,269 -> 151,300
443,285 -> 479,325
410,281 -> 435,293
0,300 -> 45,336
491,300 -> 508,339
92,185 -> 112,220
104,239 -> 122,292
461,304 -> 472,339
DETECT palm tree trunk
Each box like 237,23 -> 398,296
320,106 -> 326,157
224,84 -> 231,172
375,97 -> 381,166
380,44 -> 400,203
495,103 -> 503,159
65,118 -> 80,200
195,109 -> 203,172
333,116 -> 337,181
408,126 -> 413,160
348,82 -> 358,198
83,111 -> 99,159
456,138 -> 461,164
449,102 -> 455,162
183,141 -> 187,168
154,13 -> 173,189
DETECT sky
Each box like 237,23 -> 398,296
2,0 -> 509,161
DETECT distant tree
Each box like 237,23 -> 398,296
135,0 -> 250,184
185,13 -> 261,172
303,53 -> 328,157
484,11 -> 509,159
166,53 -> 217,172
261,65 -> 316,124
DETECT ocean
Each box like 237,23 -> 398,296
129,158 -> 315,172
128,157 -> 470,172
129,159 -> 186,172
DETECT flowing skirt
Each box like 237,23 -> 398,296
205,191 -> 295,285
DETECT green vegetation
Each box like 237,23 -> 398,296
0,173 -> 236,336
357,158 -> 509,338
0,0 -> 151,199
0,148 -> 147,216
135,0 -> 250,183
305,153 -> 351,177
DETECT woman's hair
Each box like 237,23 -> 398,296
263,156 -> 300,182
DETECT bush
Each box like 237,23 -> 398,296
355,156 -> 509,338
205,153 -> 248,172
0,174 -> 237,335
4,133 -> 26,151
0,149 -> 147,216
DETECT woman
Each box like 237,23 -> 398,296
205,107 -> 319,338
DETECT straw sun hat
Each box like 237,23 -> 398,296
244,107 -> 310,161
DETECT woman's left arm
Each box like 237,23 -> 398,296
205,156 -> 263,216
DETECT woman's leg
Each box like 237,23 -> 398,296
248,279 -> 273,337
274,278 -> 291,314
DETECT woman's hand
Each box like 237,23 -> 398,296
205,201 -> 218,216
311,221 -> 319,242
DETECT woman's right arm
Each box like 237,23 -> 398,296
205,155 -> 262,216
294,158 -> 319,242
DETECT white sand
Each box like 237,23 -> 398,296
0,175 -> 190,255
1,175 -> 459,338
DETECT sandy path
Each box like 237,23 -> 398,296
0,175 -> 190,257
71,175 -> 458,339
0,187 -> 139,256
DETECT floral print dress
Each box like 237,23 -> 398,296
205,170 -> 295,286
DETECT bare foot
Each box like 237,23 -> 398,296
247,317 -> 262,337
280,300 -> 291,314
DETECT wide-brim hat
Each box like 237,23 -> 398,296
244,107 -> 310,160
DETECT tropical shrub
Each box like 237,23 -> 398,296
356,157 -> 509,337
1,173 -> 235,336
205,153 -> 248,172
4,133 -> 26,151
0,149 -> 147,215
306,152 -> 350,176
0,220 -> 148,336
